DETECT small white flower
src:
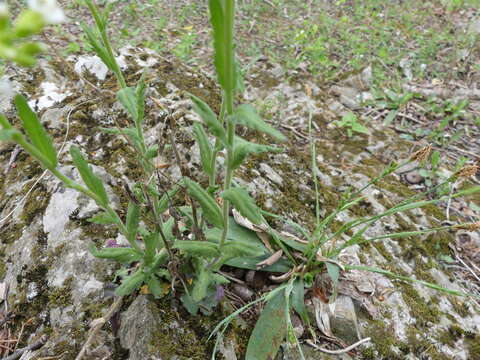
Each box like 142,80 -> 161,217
0,76 -> 13,99
0,2 -> 9,17
27,0 -> 65,24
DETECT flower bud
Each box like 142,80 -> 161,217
14,9 -> 45,37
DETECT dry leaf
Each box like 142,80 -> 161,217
256,249 -> 283,269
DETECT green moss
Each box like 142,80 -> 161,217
436,324 -> 464,346
398,283 -> 441,325
399,326 -> 444,360
449,297 -> 471,318
363,320 -> 398,359
48,278 -> 73,307
465,333 -> 480,358
0,260 -> 5,280
373,242 -> 393,262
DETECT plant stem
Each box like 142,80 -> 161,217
218,0 -> 236,250
209,94 -> 226,187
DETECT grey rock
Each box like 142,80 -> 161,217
330,295 -> 360,344
260,163 -> 284,187
467,18 -> 480,35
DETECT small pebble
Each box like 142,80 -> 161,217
405,171 -> 424,184
232,284 -> 254,301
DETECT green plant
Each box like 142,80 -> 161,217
2,1 -> 480,360
173,29 -> 197,62
0,1 -> 64,66
333,111 -> 370,137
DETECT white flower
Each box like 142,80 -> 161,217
27,0 -> 65,24
0,76 -> 13,99
0,2 -> 9,17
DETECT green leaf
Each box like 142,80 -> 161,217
291,278 -> 308,324
146,145 -> 158,159
0,114 -> 13,130
351,121 -> 369,134
116,269 -> 146,295
157,186 -> 180,214
183,178 -> 223,229
143,232 -> 159,264
146,275 -> 163,298
117,87 -> 138,123
193,122 -> 213,177
226,255 -> 292,273
191,95 -> 225,143
90,246 -> 142,263
192,269 -> 212,302
70,145 -> 109,206
135,72 -> 146,123
208,0 -> 235,93
222,241 -> 261,260
88,212 -> 117,225
181,293 -> 199,315
126,201 -> 140,242
173,240 -> 220,258
80,22 -> 116,71
232,137 -> 281,169
246,290 -> 287,359
221,187 -> 264,225
15,95 -> 57,168
235,104 -> 286,141
326,262 -> 340,302
205,217 -> 266,255
0,129 -> 21,142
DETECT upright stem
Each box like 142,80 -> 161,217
218,0 -> 236,250
209,94 -> 226,187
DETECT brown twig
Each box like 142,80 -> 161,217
2,335 -> 47,360
74,297 -> 123,360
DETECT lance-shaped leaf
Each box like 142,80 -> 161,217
209,0 -> 236,93
232,137 -> 281,169
136,72 -> 146,124
90,246 -> 143,263
88,211 -> 117,225
126,201 -> 140,242
15,95 -> 57,169
143,232 -> 160,265
117,87 -> 138,123
145,145 -> 158,159
181,293 -> 199,315
191,95 -> 226,143
80,22 -> 116,72
157,186 -> 180,214
291,278 -> 309,324
193,122 -> 213,177
192,268 -> 212,302
116,269 -> 146,295
70,145 -> 109,206
184,178 -> 223,229
235,104 -> 286,141
246,289 -> 287,359
0,114 -> 13,130
220,241 -> 261,263
146,274 -> 164,299
221,187 -> 264,225
173,240 -> 220,258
